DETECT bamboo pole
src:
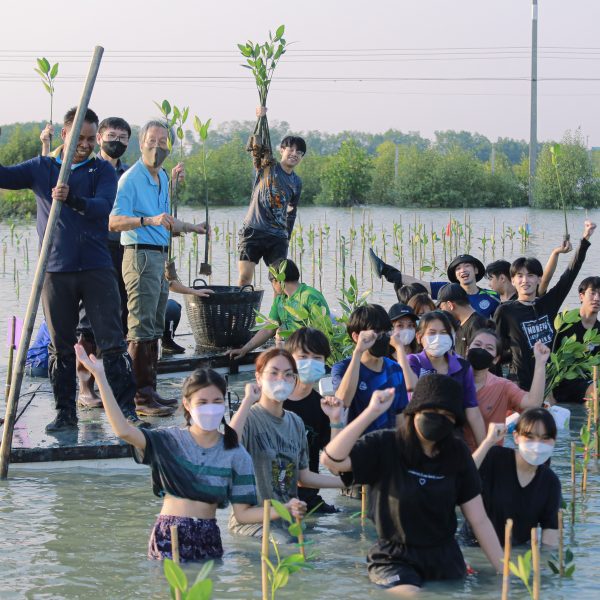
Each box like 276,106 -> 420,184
583,404 -> 592,493
295,515 -> 305,559
0,46 -> 104,480
361,485 -> 367,522
4,317 -> 16,403
261,499 -> 270,600
594,366 -> 599,458
170,525 -> 182,600
531,528 -> 540,600
570,441 -> 576,523
501,518 -> 513,600
558,510 -> 564,577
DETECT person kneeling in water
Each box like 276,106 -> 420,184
75,344 -> 301,561
322,375 -> 503,595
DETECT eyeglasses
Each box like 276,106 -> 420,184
103,133 -> 129,143
284,148 -> 305,157
264,369 -> 296,383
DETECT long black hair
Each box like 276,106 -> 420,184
182,368 -> 239,450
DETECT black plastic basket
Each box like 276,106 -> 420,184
184,279 -> 264,349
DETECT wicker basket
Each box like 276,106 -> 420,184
185,279 -> 264,349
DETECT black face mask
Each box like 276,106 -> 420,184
415,412 -> 454,442
143,146 -> 169,168
370,332 -> 391,358
101,140 -> 127,159
467,347 -> 495,371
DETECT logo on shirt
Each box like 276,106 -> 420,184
521,315 -> 553,348
408,469 -> 445,486
479,299 -> 491,310
359,382 -> 368,391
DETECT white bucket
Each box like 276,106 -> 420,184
548,405 -> 571,431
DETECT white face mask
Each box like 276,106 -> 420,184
398,329 -> 416,346
423,334 -> 453,357
261,379 -> 295,402
518,440 -> 554,466
296,358 -> 326,384
190,404 -> 225,431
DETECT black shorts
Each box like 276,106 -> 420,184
238,226 -> 289,266
367,539 -> 466,589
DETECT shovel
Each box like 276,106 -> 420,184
199,184 -> 212,276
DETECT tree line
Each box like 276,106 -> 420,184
1,120 -> 599,215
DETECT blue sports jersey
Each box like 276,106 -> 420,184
430,281 -> 499,318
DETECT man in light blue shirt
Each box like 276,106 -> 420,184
110,120 -> 207,417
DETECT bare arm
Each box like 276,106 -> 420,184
466,406 -> 486,446
74,344 -> 145,449
168,279 -> 213,298
461,495 -> 503,573
539,241 -> 572,295
229,384 -> 261,438
228,327 -> 275,360
335,330 -> 377,408
298,469 -> 344,489
521,341 -> 550,409
171,217 -> 208,235
397,273 -> 432,294
232,498 -> 306,524
472,423 -> 505,469
390,331 -> 418,392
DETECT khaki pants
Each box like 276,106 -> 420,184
122,248 -> 169,342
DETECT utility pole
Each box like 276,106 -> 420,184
528,0 -> 538,206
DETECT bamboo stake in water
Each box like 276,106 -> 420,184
5,317 -> 16,402
295,515 -> 305,559
261,500 -> 271,600
501,518 -> 513,600
593,366 -> 599,458
558,510 -> 564,577
571,441 -> 576,523
170,524 -> 182,600
361,485 -> 367,522
531,528 -> 540,600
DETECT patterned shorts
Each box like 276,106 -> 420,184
148,515 -> 223,562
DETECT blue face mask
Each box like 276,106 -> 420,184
296,358 -> 326,384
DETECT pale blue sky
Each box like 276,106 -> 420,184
1,0 -> 599,144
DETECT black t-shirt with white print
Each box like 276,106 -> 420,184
344,430 -> 481,548
494,238 -> 590,390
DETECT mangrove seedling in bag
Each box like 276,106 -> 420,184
238,25 -> 289,168
34,57 -> 59,150
163,558 -> 213,600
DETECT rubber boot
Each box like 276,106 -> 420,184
47,353 -> 78,432
368,248 -> 403,284
129,341 -> 175,417
76,335 -> 103,409
161,332 -> 185,355
149,339 -> 178,407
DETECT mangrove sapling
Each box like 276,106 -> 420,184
550,143 -> 570,241
549,511 -> 576,577
34,57 -> 59,151
193,116 -> 212,276
238,25 -> 289,169
163,558 -> 214,600
508,548 -> 534,599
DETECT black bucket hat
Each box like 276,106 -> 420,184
403,374 -> 465,426
447,254 -> 485,283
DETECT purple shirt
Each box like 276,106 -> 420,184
407,350 -> 478,409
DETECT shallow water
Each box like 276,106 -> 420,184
1,206 -> 600,598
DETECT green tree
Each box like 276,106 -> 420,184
434,130 -> 492,162
534,129 -> 600,208
294,152 -> 328,204
370,141 -> 398,204
0,126 -> 42,164
316,140 -> 372,206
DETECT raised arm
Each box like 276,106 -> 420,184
390,331 -> 418,392
538,240 -> 572,295
74,344 -> 145,449
472,423 -> 506,468
229,383 -> 261,438
521,341 -> 550,409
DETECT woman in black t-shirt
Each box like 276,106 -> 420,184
471,408 -> 561,546
322,374 -> 503,595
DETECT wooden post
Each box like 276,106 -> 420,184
295,515 -> 305,559
361,484 -> 367,521
0,46 -> 104,480
531,528 -> 540,600
170,524 -> 181,600
501,518 -> 513,600
594,366 -> 599,458
583,405 -> 592,493
558,510 -> 564,577
4,317 -> 16,402
261,499 -> 270,600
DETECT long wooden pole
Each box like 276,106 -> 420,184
570,441 -> 576,524
593,366 -> 599,458
170,525 -> 182,600
4,316 -> 16,402
0,46 -> 104,480
501,518 -> 513,600
361,484 -> 367,522
531,528 -> 540,600
295,515 -> 305,559
261,499 -> 270,600
558,510 -> 564,577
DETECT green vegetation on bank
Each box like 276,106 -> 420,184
1,120 -> 599,216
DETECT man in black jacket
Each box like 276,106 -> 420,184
0,107 -> 139,431
494,220 -> 596,390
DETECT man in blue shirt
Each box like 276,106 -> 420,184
331,304 -> 410,433
0,107 -> 139,432
237,106 -> 305,286
369,249 -> 500,318
110,120 -> 208,416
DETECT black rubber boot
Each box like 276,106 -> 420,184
161,334 -> 185,355
48,352 -> 77,413
368,248 -> 403,284
45,408 -> 78,432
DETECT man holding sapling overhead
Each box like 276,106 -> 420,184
237,105 -> 305,286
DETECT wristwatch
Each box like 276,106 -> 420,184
140,217 -> 145,227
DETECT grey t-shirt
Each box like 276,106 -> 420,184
240,404 -> 309,504
242,163 -> 302,239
